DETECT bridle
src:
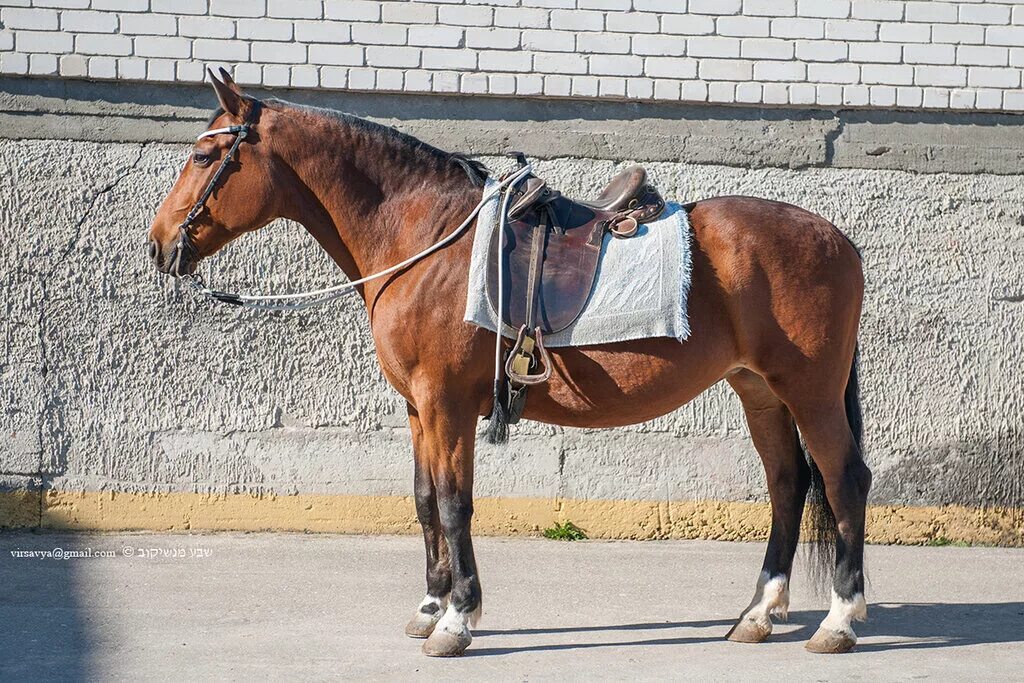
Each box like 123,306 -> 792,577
172,98 -> 260,283
174,101 -> 535,312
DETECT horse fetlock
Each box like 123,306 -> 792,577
405,595 -> 447,639
806,590 -> 866,653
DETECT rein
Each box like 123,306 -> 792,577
177,109 -> 532,311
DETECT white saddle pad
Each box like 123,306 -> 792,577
463,179 -> 693,347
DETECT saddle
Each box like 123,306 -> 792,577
486,155 -> 666,423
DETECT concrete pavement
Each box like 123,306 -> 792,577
1,533 -> 1022,681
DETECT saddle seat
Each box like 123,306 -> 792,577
486,161 -> 666,389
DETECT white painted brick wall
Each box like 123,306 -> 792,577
1,1 -> 1023,112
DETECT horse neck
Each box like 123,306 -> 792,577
274,112 -> 482,302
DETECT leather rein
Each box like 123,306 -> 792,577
177,105 -> 532,312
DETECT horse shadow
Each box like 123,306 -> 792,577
469,602 -> 1024,656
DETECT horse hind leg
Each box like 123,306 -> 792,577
725,370 -> 810,644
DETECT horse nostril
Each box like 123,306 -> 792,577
148,239 -> 160,264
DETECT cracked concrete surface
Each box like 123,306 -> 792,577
1,135 -> 1022,523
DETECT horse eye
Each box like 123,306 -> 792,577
193,152 -> 211,166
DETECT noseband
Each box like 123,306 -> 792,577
173,99 -> 260,280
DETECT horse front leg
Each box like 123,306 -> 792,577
415,401 -> 481,658
405,404 -> 452,639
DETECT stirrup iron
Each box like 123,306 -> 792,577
505,325 -> 552,386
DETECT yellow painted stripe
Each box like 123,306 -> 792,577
0,490 -> 1020,546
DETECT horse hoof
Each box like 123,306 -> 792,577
726,618 -> 772,644
805,627 -> 857,654
422,628 -> 472,657
405,611 -> 441,639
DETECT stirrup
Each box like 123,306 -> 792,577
505,325 -> 552,386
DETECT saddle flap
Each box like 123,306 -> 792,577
486,197 -> 605,335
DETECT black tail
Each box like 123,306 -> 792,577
804,345 -> 862,592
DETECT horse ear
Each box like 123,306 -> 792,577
207,67 -> 244,118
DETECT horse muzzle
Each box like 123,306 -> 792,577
148,233 -> 199,277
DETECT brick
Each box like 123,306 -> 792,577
1003,91 -> 1024,111
948,89 -> 975,109
904,44 -> 955,65
152,0 -> 205,14
762,82 -> 789,103
550,9 -> 603,31
1013,48 -> 1024,67
521,29 -> 576,52
62,10 -> 118,32
120,14 -> 178,36
59,54 -> 87,76
626,77 -> 654,98
797,0 -> 849,19
643,56 -> 697,78
959,4 -> 1011,26
878,22 -> 929,43
534,51 -> 587,74
294,21 -> 350,43
825,19 -> 877,41
325,0 -> 381,22
543,73 -> 572,96
254,41 -> 308,63
814,83 -> 842,105
742,38 -> 794,60
633,0 -> 689,12
366,45 -> 420,68
2,8 -> 59,30
30,0 -> 84,6
268,0 -> 323,19
848,41 -> 900,63
796,39 -> 848,61
868,84 -> 895,106
29,53 -> 57,75
308,44 -> 363,65
632,34 -> 687,57
179,17 -> 236,39
932,24 -> 984,45
16,30 -> 73,53
210,0 -> 266,17
686,36 -> 741,58
753,60 -> 805,81
690,0 -> 741,14
0,31 -> 11,51
652,79 -> 680,100
176,60 -> 206,81
987,26 -> 1024,47
922,86 -> 948,108
851,0 -> 902,21
91,0 -> 148,10
735,81 -> 762,102
914,65 -> 966,87
411,25 -> 465,48
967,66 -> 1020,88
698,58 -> 752,80
707,81 -> 737,102
431,71 -> 459,93
135,37 -> 191,59
438,5 -> 492,26
570,75 -> 599,96
117,57 -> 146,79
770,17 -> 825,39
290,65 -> 319,87
263,64 -> 290,86
956,46 -> 1008,67
808,61 -> 860,82
861,63 -> 913,84
77,33 -> 132,55
974,89 -> 1002,110
348,67 -> 376,89
842,84 -> 869,105
788,82 -> 816,104
494,7 -> 549,28
680,80 -> 708,101
743,0 -> 796,17
194,39 -> 250,61
0,52 -> 29,75
374,68 -> 402,90
147,58 -> 176,81
611,12 -> 661,34
577,33 -> 630,54
466,27 -> 520,50
905,2 -> 957,24
381,3 -> 436,24
895,86 -> 922,107
88,55 -> 117,78
599,76 -> 625,97
320,66 -> 348,87
421,48 -> 476,70
233,62 -> 262,84
351,24 -> 408,45
461,72 -> 487,93
516,73 -> 543,94
716,16 -> 770,37
481,49 -> 531,71
237,19 -> 293,41
661,14 -> 715,35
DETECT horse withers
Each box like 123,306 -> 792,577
147,71 -> 869,657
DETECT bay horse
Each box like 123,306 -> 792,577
147,71 -> 869,657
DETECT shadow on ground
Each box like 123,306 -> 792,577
470,602 -> 1024,656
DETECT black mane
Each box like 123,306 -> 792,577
206,99 -> 489,187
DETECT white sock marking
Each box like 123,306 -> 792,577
435,604 -> 473,637
738,570 -> 790,629
820,590 -> 867,636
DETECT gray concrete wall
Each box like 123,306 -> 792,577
1,79 -> 1023,519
